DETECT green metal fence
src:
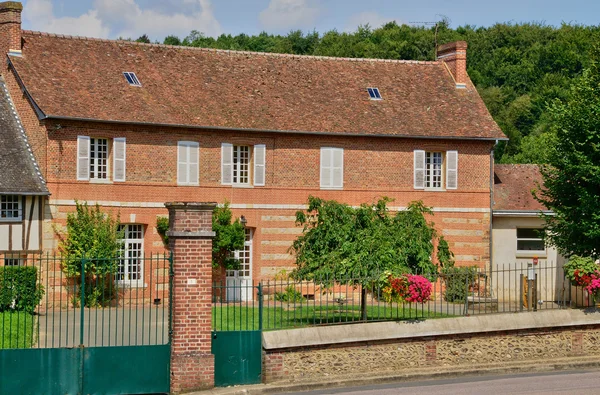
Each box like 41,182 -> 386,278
0,252 -> 172,394
213,263 -> 580,332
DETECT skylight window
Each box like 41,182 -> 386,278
367,87 -> 382,100
123,72 -> 141,87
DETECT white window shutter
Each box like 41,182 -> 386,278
189,142 -> 199,185
320,147 -> 332,188
446,150 -> 458,190
221,143 -> 233,185
77,136 -> 90,181
332,148 -> 343,188
177,142 -> 188,185
414,150 -> 425,189
254,144 -> 266,186
113,138 -> 126,182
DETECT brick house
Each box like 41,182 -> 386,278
0,2 -> 506,299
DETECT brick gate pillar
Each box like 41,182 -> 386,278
166,202 -> 217,393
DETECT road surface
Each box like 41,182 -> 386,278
285,370 -> 600,395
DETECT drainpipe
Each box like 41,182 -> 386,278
489,141 -> 497,292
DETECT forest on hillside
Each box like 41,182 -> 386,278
135,22 -> 600,163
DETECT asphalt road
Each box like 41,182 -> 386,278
284,370 -> 600,395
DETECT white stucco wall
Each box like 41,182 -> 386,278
492,215 -> 567,303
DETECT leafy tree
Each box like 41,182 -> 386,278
291,197 -> 450,318
136,34 -> 151,43
58,202 -> 123,307
163,35 -> 181,46
212,202 -> 246,269
536,45 -> 600,257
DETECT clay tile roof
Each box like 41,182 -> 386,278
8,31 -> 506,140
493,164 -> 547,212
0,76 -> 48,195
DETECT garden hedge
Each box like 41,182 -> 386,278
0,266 -> 44,314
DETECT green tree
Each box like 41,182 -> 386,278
58,202 -> 123,307
291,197 -> 450,319
212,202 -> 246,269
536,45 -> 600,257
136,34 -> 151,43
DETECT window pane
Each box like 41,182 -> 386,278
517,228 -> 542,239
517,240 -> 545,251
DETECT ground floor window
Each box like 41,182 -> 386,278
226,228 -> 253,301
516,228 -> 545,252
118,224 -> 144,284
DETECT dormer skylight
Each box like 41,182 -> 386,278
123,72 -> 141,87
367,87 -> 382,100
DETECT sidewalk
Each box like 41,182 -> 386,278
189,355 -> 600,395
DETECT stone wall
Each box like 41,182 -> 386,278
263,310 -> 600,384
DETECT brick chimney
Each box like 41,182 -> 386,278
437,41 -> 468,89
0,1 -> 22,56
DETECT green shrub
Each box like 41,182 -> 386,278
441,265 -> 477,303
274,286 -> 305,303
563,256 -> 598,283
156,217 -> 169,247
0,267 -> 44,314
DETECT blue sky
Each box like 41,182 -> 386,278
21,0 -> 600,42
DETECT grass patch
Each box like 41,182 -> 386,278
1,312 -> 37,349
212,304 -> 453,331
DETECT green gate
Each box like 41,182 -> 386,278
211,282 -> 263,387
0,253 -> 172,394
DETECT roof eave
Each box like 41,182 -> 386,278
0,191 -> 50,196
42,114 -> 508,141
492,210 -> 554,217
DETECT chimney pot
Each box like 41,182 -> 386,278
0,1 -> 22,56
437,41 -> 468,89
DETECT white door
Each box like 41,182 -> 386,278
226,229 -> 253,302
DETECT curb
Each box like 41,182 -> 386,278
187,356 -> 600,395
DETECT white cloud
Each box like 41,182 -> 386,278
22,0 -> 221,41
24,0 -> 110,38
259,0 -> 321,30
345,11 -> 398,32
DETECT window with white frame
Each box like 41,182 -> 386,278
0,195 -> 21,221
414,150 -> 458,190
221,143 -> 266,186
117,224 -> 144,284
320,147 -> 344,189
516,228 -> 545,252
77,136 -> 126,182
4,258 -> 22,266
177,141 -> 199,185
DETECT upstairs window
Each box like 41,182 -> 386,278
0,195 -> 21,221
77,136 -> 126,182
367,87 -> 382,100
320,147 -> 344,189
414,150 -> 458,190
221,143 -> 266,186
123,72 -> 141,87
177,141 -> 199,186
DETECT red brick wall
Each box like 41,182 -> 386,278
167,202 -> 216,393
42,120 -> 492,273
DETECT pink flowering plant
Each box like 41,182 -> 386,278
380,271 -> 433,304
564,256 -> 600,301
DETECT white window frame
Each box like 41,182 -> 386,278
117,224 -> 144,287
0,195 -> 22,222
177,141 -> 200,186
233,145 -> 251,185
516,228 -> 546,254
425,151 -> 444,190
320,147 -> 344,189
89,138 -> 110,182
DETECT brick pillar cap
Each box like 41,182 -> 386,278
0,2 -> 23,12
437,40 -> 468,54
165,202 -> 217,211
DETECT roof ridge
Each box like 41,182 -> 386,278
21,30 -> 440,65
